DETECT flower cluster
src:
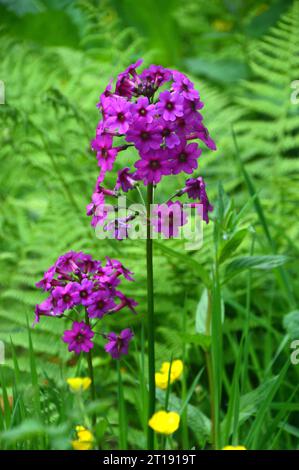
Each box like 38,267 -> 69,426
87,60 -> 216,236
35,251 -> 136,358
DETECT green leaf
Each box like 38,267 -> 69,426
219,229 -> 247,264
225,255 -> 290,281
283,310 -> 299,340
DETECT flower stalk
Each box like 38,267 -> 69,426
146,183 -> 156,449
85,311 -> 96,404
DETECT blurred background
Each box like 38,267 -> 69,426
0,0 -> 299,449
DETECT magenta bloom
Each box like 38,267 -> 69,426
115,167 -> 137,192
170,142 -> 201,175
157,119 -> 180,149
91,134 -> 118,172
172,71 -> 199,101
62,321 -> 94,354
180,176 -> 213,223
126,120 -> 161,153
52,282 -> 79,313
192,121 -> 216,151
34,297 -> 56,324
35,266 -> 56,291
35,252 -> 137,357
132,96 -> 155,123
104,328 -> 134,359
86,290 -> 116,318
86,191 -> 106,228
105,96 -> 132,134
157,90 -> 184,121
73,278 -> 94,306
134,149 -> 172,185
87,60 -> 216,227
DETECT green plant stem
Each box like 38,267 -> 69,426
204,290 -> 216,448
84,312 -> 96,406
146,183 -> 156,450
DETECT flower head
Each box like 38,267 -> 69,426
67,377 -> 92,393
155,359 -> 184,389
91,134 -> 118,172
105,96 -> 132,134
172,71 -> 199,101
62,321 -> 94,354
104,328 -> 134,359
87,61 -> 216,228
35,252 -> 137,358
134,150 -> 172,185
115,167 -> 137,192
86,290 -> 116,319
148,411 -> 180,435
72,426 -> 94,451
170,141 -> 201,175
157,90 -> 184,122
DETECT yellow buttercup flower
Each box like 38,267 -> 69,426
72,425 -> 94,450
155,360 -> 183,389
223,445 -> 247,450
67,377 -> 92,393
148,410 -> 180,435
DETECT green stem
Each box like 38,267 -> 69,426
85,312 -> 96,406
205,290 -> 216,448
146,183 -> 156,450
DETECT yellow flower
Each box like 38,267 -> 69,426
72,425 -> 94,450
222,445 -> 247,450
155,360 -> 183,389
148,411 -> 180,435
67,377 -> 91,392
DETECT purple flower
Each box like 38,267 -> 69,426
115,60 -> 143,98
55,251 -> 79,273
86,290 -> 116,318
115,167 -> 137,192
157,119 -> 180,149
62,321 -> 94,354
114,292 -> 138,314
124,59 -> 143,77
170,142 -> 201,175
52,282 -> 79,313
104,328 -> 134,359
131,96 -> 155,123
140,65 -> 172,89
179,176 -> 213,223
172,71 -> 199,101
157,90 -> 184,122
91,134 -> 118,172
34,297 -> 57,324
86,191 -> 106,227
35,265 -> 56,291
105,257 -> 134,282
152,201 -> 188,238
126,120 -> 161,153
105,96 -> 132,134
73,278 -> 94,306
134,149 -> 172,185
192,122 -> 216,151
